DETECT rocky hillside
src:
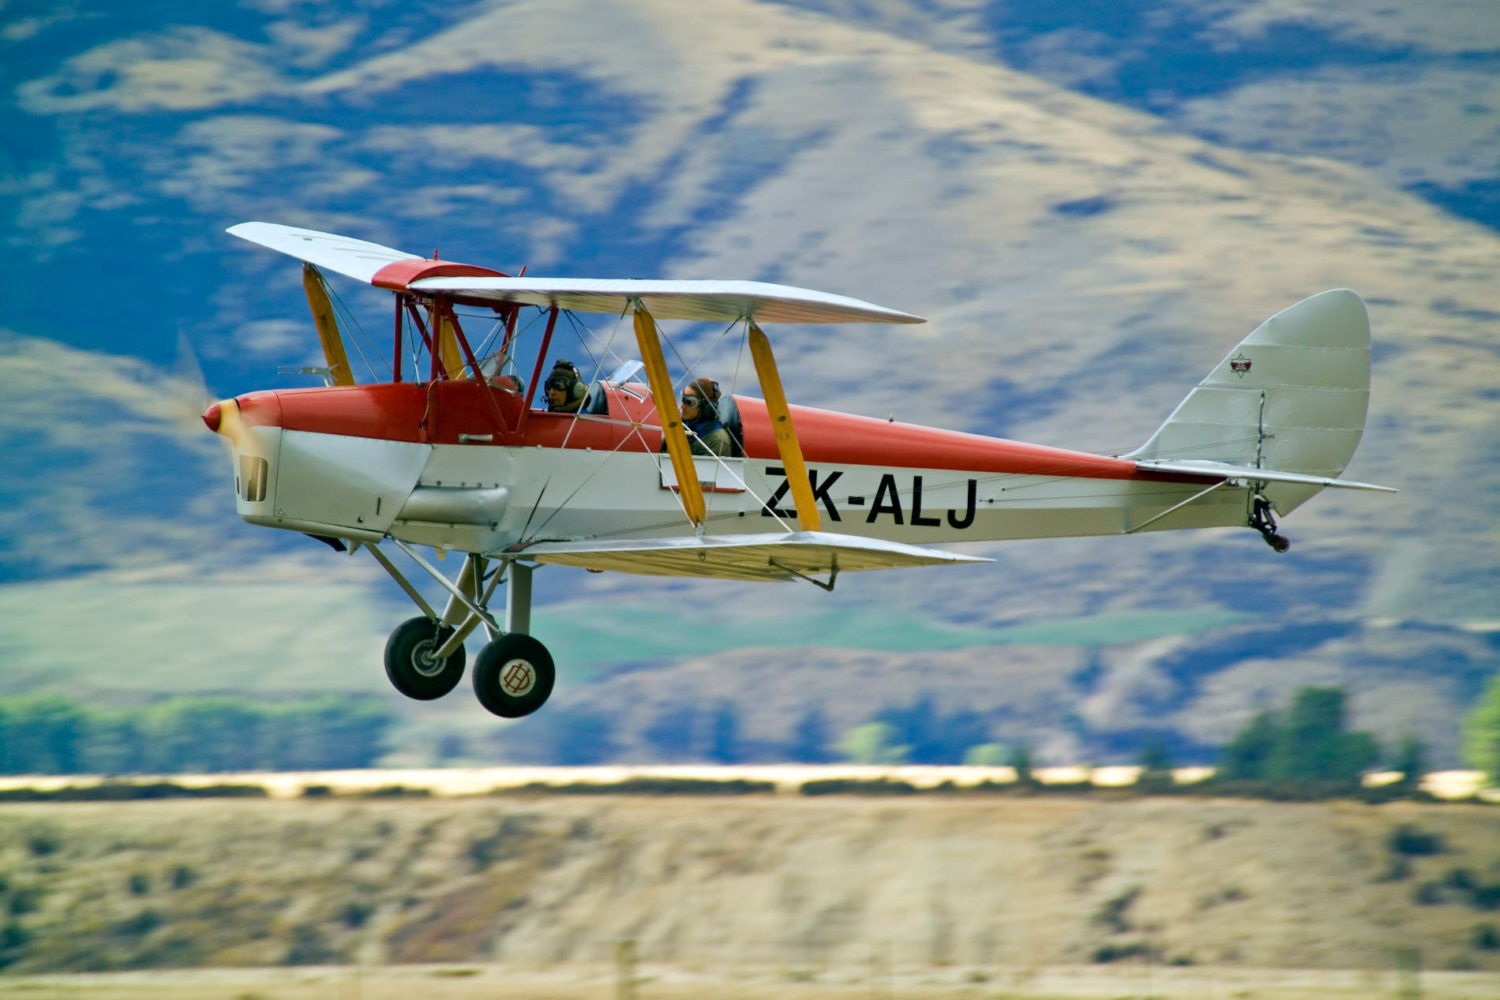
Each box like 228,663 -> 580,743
2,794 -> 1498,977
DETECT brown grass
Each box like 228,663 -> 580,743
0,795 -> 1497,997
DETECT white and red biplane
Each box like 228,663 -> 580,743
206,222 -> 1393,719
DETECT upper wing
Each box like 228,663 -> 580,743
502,531 -> 988,582
227,222 -> 419,284
409,276 -> 925,325
1135,459 -> 1397,493
227,222 -> 923,325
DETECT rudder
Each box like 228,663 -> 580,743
1127,289 -> 1371,488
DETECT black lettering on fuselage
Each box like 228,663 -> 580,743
947,478 -> 978,529
762,465 -> 843,521
761,465 -> 791,517
808,469 -> 842,522
867,473 -> 904,525
910,475 -> 941,527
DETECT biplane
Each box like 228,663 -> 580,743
206,222 -> 1393,719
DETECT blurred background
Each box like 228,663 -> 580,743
2,0 -> 1498,775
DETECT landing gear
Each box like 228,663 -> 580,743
384,616 -> 466,699
366,544 -> 557,716
1251,495 -> 1291,552
472,633 -> 556,718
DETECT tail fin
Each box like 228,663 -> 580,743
1126,289 -> 1375,513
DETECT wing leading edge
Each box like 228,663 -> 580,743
227,221 -> 923,325
504,532 -> 988,583
409,276 -> 924,325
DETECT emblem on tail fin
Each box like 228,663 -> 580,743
1229,352 -> 1252,376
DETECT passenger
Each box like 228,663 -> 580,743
680,378 -> 732,457
483,352 -> 521,393
544,360 -> 586,413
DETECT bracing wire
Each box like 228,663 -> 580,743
324,280 -> 389,381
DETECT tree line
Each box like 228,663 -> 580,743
0,695 -> 391,775
529,685 -> 1442,796
4,679 -> 1492,790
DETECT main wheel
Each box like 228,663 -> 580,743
384,617 -> 466,700
472,633 -> 556,718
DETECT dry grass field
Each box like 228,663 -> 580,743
0,791 -> 1498,998
1,962 -> 1498,1000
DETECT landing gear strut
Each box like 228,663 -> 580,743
1250,495 -> 1291,552
367,544 -> 557,718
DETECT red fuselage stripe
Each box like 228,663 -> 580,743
235,383 -> 1152,481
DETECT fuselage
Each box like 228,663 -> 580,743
209,379 -> 1250,555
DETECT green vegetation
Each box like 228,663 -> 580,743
1092,886 -> 1141,933
800,777 -> 919,796
1212,687 -> 1380,796
0,782 -> 266,802
0,695 -> 393,775
1464,670 -> 1500,785
1389,823 -> 1445,857
508,777 -> 775,796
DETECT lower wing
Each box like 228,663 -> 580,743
502,531 -> 988,584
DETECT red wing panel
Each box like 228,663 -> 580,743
371,259 -> 509,291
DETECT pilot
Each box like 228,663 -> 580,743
680,378 -> 732,457
544,360 -> 586,413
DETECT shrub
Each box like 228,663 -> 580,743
1389,824 -> 1445,857
799,778 -> 917,796
115,908 -> 163,938
1471,884 -> 1500,911
360,786 -> 429,798
1413,881 -> 1444,906
1093,887 -> 1141,933
284,922 -> 339,966
509,777 -> 774,796
1471,923 -> 1500,951
1377,856 -> 1413,883
1092,941 -> 1157,963
25,829 -> 60,857
1444,868 -> 1476,892
340,900 -> 374,929
0,920 -> 31,969
7,887 -> 41,916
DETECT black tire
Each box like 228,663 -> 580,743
472,633 -> 556,718
384,617 -> 466,700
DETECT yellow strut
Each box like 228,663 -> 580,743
748,321 -> 821,532
435,304 -> 466,379
301,264 -> 354,386
633,308 -> 706,527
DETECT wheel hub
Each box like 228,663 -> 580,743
500,658 -> 537,697
411,638 -> 446,677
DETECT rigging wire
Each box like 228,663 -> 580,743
323,279 -> 388,381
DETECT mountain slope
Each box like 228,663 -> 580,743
1,0 -> 1496,767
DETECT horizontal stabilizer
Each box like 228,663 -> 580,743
410,276 -> 924,325
1136,459 -> 1397,493
504,531 -> 987,582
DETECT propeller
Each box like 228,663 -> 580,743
168,330 -> 218,433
